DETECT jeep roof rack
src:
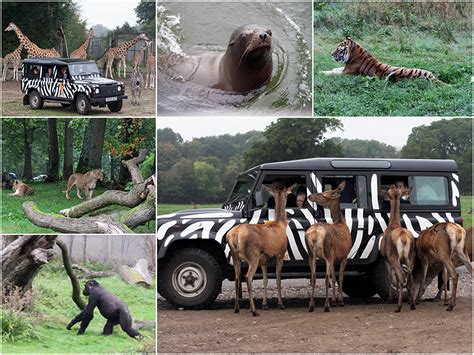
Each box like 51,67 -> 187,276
243,158 -> 458,174
22,58 -> 95,66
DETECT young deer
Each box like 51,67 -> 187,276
380,185 -> 416,312
305,180 -> 352,312
226,180 -> 293,316
415,222 -> 472,311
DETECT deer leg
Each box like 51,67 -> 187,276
406,261 -> 416,310
385,260 -> 393,303
416,256 -> 429,303
276,257 -> 285,310
441,268 -> 449,305
393,260 -> 404,313
261,264 -> 269,310
246,260 -> 259,316
324,260 -> 332,312
231,253 -> 241,313
308,252 -> 316,312
330,264 -> 337,307
338,258 -> 348,306
456,247 -> 473,274
442,259 -> 458,311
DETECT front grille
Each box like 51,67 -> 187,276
97,84 -> 122,97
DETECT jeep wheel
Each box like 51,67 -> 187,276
29,90 -> 44,109
107,99 -> 123,112
342,275 -> 377,298
371,257 -> 408,301
75,94 -> 91,115
158,248 -> 222,309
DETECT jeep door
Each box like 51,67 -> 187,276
245,170 -> 314,263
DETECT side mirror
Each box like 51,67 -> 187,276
255,190 -> 264,208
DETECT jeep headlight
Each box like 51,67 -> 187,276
94,88 -> 100,94
117,85 -> 122,92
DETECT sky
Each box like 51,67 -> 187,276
157,117 -> 445,149
76,0 -> 140,29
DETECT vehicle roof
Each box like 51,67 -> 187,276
22,58 -> 96,65
244,158 -> 458,174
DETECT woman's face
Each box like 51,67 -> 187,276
296,193 -> 306,207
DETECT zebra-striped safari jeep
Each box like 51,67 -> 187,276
21,58 -> 127,115
157,158 -> 462,308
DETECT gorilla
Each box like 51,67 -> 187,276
66,280 -> 142,339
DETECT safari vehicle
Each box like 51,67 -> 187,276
21,58 -> 127,115
157,158 -> 462,308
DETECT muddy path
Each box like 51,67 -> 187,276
1,80 -> 155,117
158,272 -> 472,353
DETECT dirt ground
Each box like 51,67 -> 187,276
158,271 -> 472,353
1,79 -> 155,117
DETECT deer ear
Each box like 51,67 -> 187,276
263,185 -> 273,196
332,190 -> 341,199
286,184 -> 297,195
337,180 -> 346,192
379,188 -> 389,198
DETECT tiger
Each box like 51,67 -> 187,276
9,180 -> 34,197
65,169 -> 104,200
322,36 -> 444,83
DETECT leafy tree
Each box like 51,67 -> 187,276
158,128 -> 183,145
194,160 -> 223,203
400,118 -> 472,194
243,117 -> 343,168
135,0 -> 156,24
330,138 -> 399,158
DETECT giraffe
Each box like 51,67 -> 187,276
4,22 -> 59,58
105,33 -> 149,78
132,42 -> 148,70
2,43 -> 23,81
145,40 -> 155,89
70,28 -> 94,59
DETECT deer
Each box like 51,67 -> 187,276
414,222 -> 472,311
413,225 -> 472,306
226,180 -> 294,316
379,184 -> 416,312
305,180 -> 352,312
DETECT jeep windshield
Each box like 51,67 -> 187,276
68,62 -> 100,76
222,171 -> 257,210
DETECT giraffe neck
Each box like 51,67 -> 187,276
119,36 -> 142,52
11,26 -> 39,54
81,32 -> 93,50
14,43 -> 24,55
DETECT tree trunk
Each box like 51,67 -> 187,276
63,118 -> 74,180
1,235 -> 57,297
76,118 -> 107,173
118,118 -> 134,185
47,118 -> 60,182
22,118 -> 34,180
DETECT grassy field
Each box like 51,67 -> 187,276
1,182 -> 155,234
314,3 -> 472,116
1,260 -> 156,353
159,197 -> 472,228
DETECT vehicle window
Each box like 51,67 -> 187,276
222,172 -> 256,210
411,176 -> 449,205
25,65 -> 40,78
256,174 -> 307,209
43,66 -> 55,79
380,175 -> 449,207
320,175 -> 367,209
68,63 -> 100,76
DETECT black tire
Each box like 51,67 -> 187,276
29,90 -> 44,109
107,99 -> 123,112
342,275 -> 377,298
371,257 -> 408,301
75,94 -> 91,115
158,248 -> 223,309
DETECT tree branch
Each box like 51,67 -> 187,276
122,149 -> 147,185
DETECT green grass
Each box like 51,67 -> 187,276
158,203 -> 221,215
1,182 -> 155,234
1,260 -> 156,353
159,198 -> 473,228
314,15 -> 471,116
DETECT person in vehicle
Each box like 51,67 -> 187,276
32,67 -> 39,76
59,66 -> 68,79
296,185 -> 308,208
45,67 -> 53,78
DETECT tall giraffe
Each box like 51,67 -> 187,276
70,28 -> 94,59
2,43 -> 23,81
4,22 -> 59,58
105,33 -> 148,78
132,42 -> 148,70
145,40 -> 155,89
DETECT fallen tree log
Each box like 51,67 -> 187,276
72,264 -> 116,279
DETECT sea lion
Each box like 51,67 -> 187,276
165,24 -> 273,93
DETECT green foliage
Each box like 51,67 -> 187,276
140,153 -> 155,179
2,265 -> 155,353
2,1 -> 87,56
400,118 -> 472,194
330,138 -> 399,158
194,160 -> 223,201
135,0 -> 156,25
243,117 -> 342,168
158,203 -> 221,215
314,3 -> 471,116
0,181 -> 155,234
461,196 -> 473,229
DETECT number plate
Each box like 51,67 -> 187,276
106,97 -> 117,102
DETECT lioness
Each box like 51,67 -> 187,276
9,180 -> 34,196
66,169 -> 104,200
